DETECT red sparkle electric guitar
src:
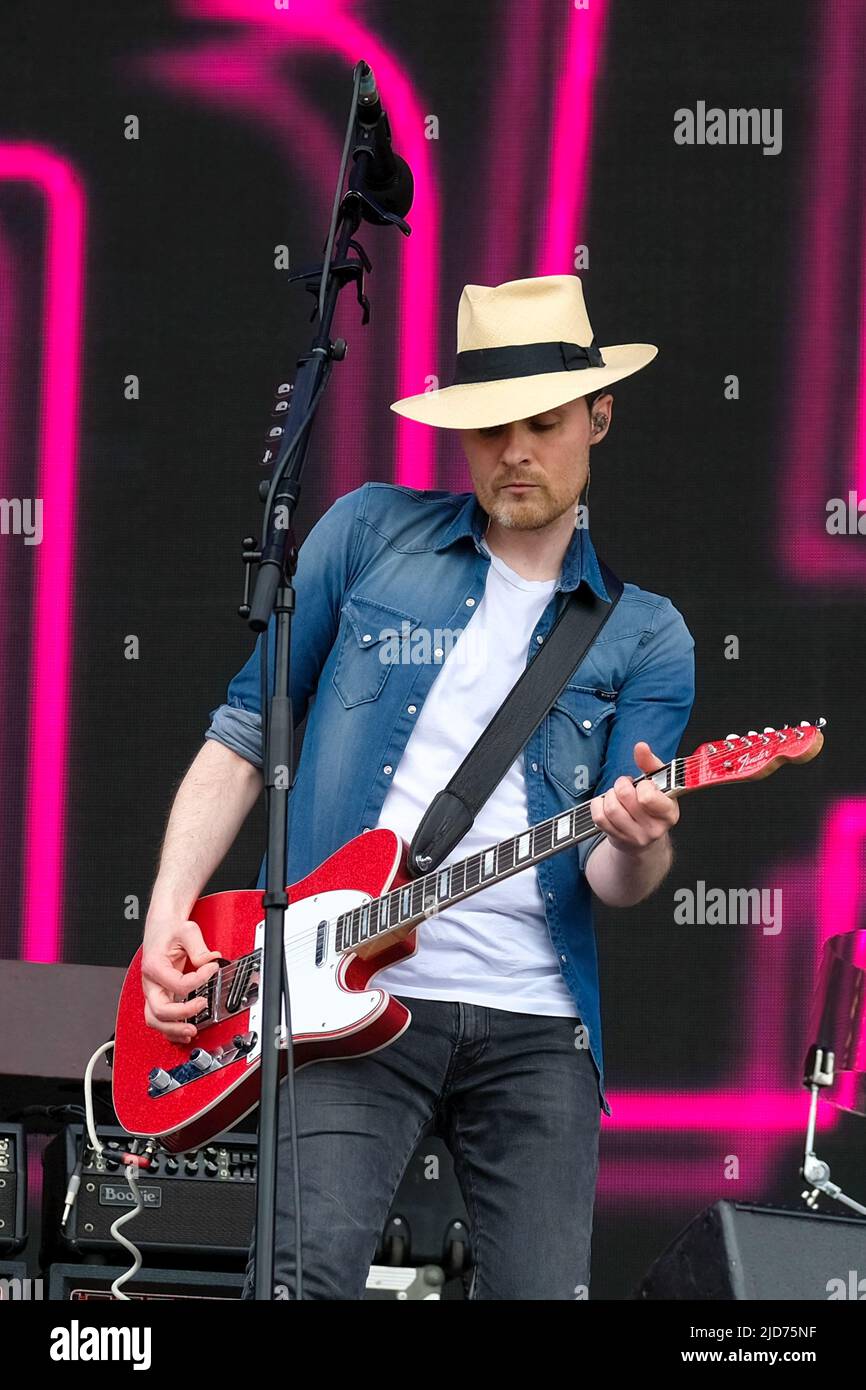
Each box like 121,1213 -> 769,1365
113,721 -> 825,1151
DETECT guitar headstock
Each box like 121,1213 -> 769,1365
684,720 -> 826,790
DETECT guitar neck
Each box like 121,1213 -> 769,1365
335,757 -> 685,953
189,722 -> 822,1021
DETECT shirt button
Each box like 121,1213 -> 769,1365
547,891 -> 554,902
384,764 -> 393,775
582,719 -> 592,729
536,634 -> 544,644
434,647 -> 443,659
560,954 -> 567,963
407,704 -> 417,714
362,633 -> 372,643
531,761 -> 538,772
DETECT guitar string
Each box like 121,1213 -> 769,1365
183,733 -> 811,1004
185,764 -> 673,1001
182,733 -> 812,1007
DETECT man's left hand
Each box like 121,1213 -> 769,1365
589,741 -> 679,856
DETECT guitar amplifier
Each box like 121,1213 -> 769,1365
43,1125 -> 473,1287
48,1262 -> 245,1300
0,1126 -> 26,1254
42,1124 -> 257,1264
48,1262 -> 461,1301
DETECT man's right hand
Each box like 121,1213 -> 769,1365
141,918 -> 222,1044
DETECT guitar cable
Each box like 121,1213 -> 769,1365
79,1039 -> 153,1300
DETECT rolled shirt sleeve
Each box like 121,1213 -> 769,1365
579,597 -> 695,870
578,829 -> 606,873
205,702 -> 263,769
204,484 -> 368,770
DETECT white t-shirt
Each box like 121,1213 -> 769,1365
372,544 -> 579,1017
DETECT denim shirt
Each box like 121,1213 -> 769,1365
205,482 -> 695,1116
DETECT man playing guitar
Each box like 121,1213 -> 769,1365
139,275 -> 694,1299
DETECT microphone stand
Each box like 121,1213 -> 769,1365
239,60 -> 413,1301
799,1047 -> 866,1218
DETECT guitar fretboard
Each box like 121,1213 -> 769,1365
334,759 -> 684,952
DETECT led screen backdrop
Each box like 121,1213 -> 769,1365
1,0 -> 863,1298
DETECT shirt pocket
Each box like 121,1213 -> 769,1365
544,684 -> 617,798
332,594 -> 422,708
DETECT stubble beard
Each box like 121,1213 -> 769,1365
483,480 -> 582,532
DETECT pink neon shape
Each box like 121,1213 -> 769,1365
818,798 -> 866,941
0,146 -> 86,962
537,0 -> 609,275
0,221 -> 19,809
475,0 -> 549,286
156,0 -> 441,489
779,0 -> 866,584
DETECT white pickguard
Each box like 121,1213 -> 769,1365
245,889 -> 388,1064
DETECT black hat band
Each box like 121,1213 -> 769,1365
452,339 -> 605,386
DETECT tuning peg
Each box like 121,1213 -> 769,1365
799,721 -> 809,727
725,733 -> 740,741
816,716 -> 827,728
763,727 -> 775,734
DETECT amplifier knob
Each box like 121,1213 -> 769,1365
148,1067 -> 173,1093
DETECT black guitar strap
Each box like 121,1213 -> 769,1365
407,559 -> 624,876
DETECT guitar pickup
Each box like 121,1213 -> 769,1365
225,957 -> 259,1015
315,918 -> 328,968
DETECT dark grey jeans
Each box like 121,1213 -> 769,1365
241,994 -> 601,1300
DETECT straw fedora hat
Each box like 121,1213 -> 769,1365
390,274 -> 657,430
